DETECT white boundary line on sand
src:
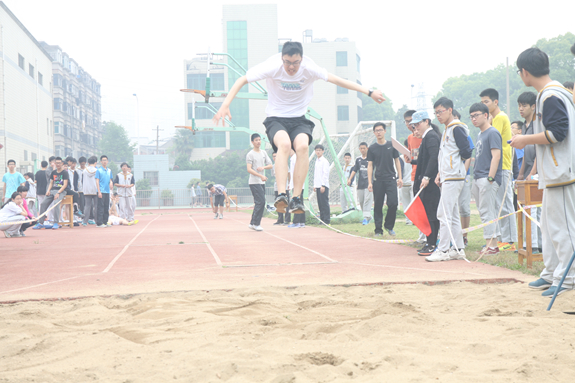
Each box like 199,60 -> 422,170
102,215 -> 161,273
188,215 -> 222,267
229,217 -> 338,263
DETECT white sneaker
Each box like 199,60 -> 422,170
214,213 -> 219,219
254,225 -> 263,231
219,214 -> 223,219
425,250 -> 451,262
248,224 -> 255,230
449,247 -> 466,260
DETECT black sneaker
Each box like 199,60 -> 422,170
288,196 -> 305,214
273,221 -> 283,226
418,245 -> 436,256
274,193 -> 289,213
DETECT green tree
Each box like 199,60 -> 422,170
98,121 -> 135,165
189,149 -> 252,188
360,92 -> 395,122
393,104 -> 412,144
171,129 -> 195,170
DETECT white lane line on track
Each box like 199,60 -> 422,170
0,275 -> 90,294
223,261 -> 335,268
188,215 -> 222,267
229,217 -> 338,263
349,262 -> 485,276
102,214 -> 161,273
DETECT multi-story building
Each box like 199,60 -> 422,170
41,42 -> 102,161
183,5 -> 362,160
0,3 -> 54,174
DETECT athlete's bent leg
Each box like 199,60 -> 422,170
273,131 -> 291,195
292,133 -> 309,198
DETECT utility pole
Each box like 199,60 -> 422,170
154,125 -> 163,154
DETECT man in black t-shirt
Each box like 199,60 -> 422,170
348,142 -> 373,224
35,160 -> 49,213
367,122 -> 403,236
34,157 -> 69,230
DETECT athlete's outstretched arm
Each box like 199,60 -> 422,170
327,74 -> 386,104
212,76 -> 249,126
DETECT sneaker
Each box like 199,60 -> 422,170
52,224 -> 60,230
248,224 -> 255,230
274,193 -> 289,213
129,220 -> 139,226
500,242 -> 516,252
253,225 -> 263,231
20,231 -> 26,237
219,214 -> 223,219
81,222 -> 87,226
43,223 -> 53,229
266,204 -> 277,213
362,218 -> 368,225
448,247 -> 466,260
426,250 -> 451,262
288,223 -> 299,228
299,223 -> 305,228
374,232 -> 383,237
528,278 -> 552,290
97,224 -> 107,228
88,220 -> 96,225
283,222 -> 291,226
214,213 -> 219,219
273,221 -> 283,226
32,223 -> 44,230
386,229 -> 396,236
10,232 -> 22,237
3,231 -> 11,238
418,245 -> 436,256
482,246 -> 500,255
542,286 -> 570,297
288,196 -> 305,214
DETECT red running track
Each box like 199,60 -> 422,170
0,209 -> 526,302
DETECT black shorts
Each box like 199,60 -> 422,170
263,116 -> 315,153
213,194 -> 225,206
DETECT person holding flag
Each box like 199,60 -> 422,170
405,111 -> 442,256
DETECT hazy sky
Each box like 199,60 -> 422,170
5,0 -> 574,144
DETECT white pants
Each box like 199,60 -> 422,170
472,178 -> 500,240
119,196 -> 135,221
540,185 -> 575,288
437,181 -> 465,251
496,169 -> 518,243
459,175 -> 472,217
400,184 -> 413,223
0,215 -> 25,235
356,188 -> 373,220
340,187 -> 349,212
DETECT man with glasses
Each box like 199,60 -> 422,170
480,88 -> 517,252
367,122 -> 402,236
213,41 -> 386,218
426,98 -> 472,262
469,103 -> 503,255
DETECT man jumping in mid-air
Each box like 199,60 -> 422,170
213,41 -> 386,214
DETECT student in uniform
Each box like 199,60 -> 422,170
410,112 -> 441,256
340,153 -> 354,213
511,47 -> 575,296
114,163 -> 136,222
348,142 -> 373,225
82,156 -> 98,226
367,122 -> 403,237
246,133 -> 272,231
313,144 -> 331,224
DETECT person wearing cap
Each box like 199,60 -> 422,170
213,41 -> 387,219
410,112 -> 441,255
425,98 -> 472,262
313,144 -> 331,224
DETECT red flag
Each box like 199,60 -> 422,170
404,195 -> 431,236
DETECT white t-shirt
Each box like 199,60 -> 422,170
0,202 -> 22,222
246,53 -> 329,118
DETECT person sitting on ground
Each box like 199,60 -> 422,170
16,185 -> 34,229
108,193 -> 138,226
0,192 -> 35,238
207,184 -> 229,219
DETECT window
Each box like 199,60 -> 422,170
336,51 -> 348,66
18,54 -> 24,70
29,64 -> 34,78
188,102 -> 222,120
38,72 -> 43,85
54,121 -> 60,134
32,153 -> 37,162
55,146 -> 64,157
54,73 -> 62,87
356,54 -> 361,73
186,73 -> 225,91
54,98 -> 62,110
24,150 -> 28,161
143,171 -> 159,187
337,86 -> 348,94
337,105 -> 349,121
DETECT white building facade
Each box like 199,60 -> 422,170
0,3 -> 54,174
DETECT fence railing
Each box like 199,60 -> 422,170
135,187 -> 277,208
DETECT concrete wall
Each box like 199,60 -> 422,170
0,3 -> 54,174
134,154 -> 200,190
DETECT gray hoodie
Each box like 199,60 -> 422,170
438,119 -> 472,182
534,81 -> 575,189
82,165 -> 98,195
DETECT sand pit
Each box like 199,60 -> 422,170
1,281 -> 574,382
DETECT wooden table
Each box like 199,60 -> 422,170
517,180 -> 543,268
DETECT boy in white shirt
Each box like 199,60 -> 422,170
114,163 -> 136,222
314,144 -> 331,224
213,41 -> 386,217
